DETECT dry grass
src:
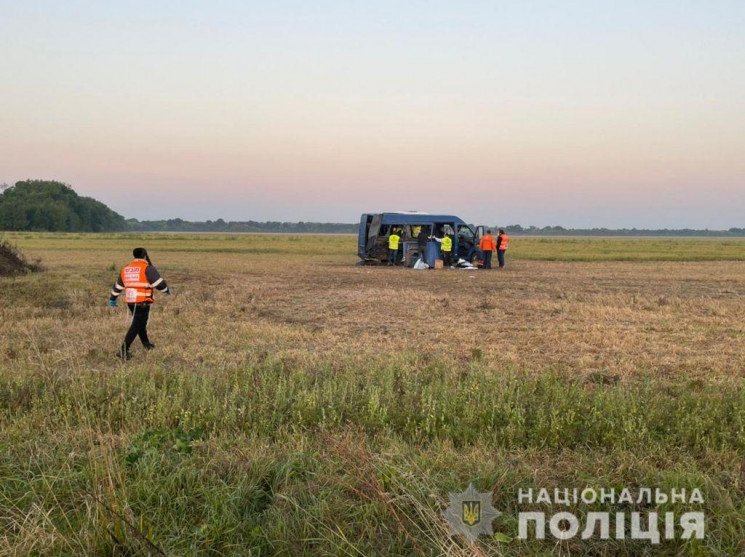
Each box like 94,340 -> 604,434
1,232 -> 744,555
3,234 -> 742,381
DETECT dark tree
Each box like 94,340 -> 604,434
0,180 -> 127,232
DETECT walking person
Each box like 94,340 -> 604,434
109,247 -> 171,360
496,228 -> 509,268
479,229 -> 496,269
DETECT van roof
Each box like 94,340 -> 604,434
378,213 -> 467,226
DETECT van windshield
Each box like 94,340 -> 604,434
458,225 -> 474,239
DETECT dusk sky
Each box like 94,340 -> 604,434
2,1 -> 744,228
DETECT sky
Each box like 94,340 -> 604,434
1,1 -> 744,228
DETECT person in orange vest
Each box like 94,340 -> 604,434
109,247 -> 171,360
479,229 -> 496,269
496,228 -> 509,268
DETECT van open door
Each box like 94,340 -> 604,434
366,214 -> 382,253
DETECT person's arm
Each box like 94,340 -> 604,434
110,274 -> 124,302
146,265 -> 170,294
496,235 -> 502,249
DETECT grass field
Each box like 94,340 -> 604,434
1,233 -> 745,555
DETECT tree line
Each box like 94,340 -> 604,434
126,218 -> 356,234
125,220 -> 745,236
502,224 -> 745,237
0,180 -> 742,236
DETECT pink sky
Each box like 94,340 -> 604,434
2,1 -> 744,227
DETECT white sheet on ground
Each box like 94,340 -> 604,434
413,258 -> 429,270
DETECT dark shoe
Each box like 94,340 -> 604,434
116,349 -> 132,361
142,343 -> 156,350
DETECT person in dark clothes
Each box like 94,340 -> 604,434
417,226 -> 429,262
109,248 -> 171,360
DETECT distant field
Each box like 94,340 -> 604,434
5,231 -> 745,261
1,233 -> 744,555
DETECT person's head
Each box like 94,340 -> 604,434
498,229 -> 505,234
133,247 -> 151,264
486,229 -> 492,235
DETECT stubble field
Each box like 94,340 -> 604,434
1,233 -> 744,556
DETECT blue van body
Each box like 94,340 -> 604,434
357,212 -> 484,264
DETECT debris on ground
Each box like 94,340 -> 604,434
413,258 -> 429,270
454,258 -> 477,269
0,239 -> 42,277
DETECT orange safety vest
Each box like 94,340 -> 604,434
498,233 -> 509,251
121,259 -> 154,303
479,234 -> 496,252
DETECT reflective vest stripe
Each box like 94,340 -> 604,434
124,288 -> 153,298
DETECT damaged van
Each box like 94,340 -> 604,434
357,212 -> 486,266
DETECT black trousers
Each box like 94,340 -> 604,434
442,251 -> 452,266
483,250 -> 492,269
498,250 -> 506,268
124,303 -> 151,350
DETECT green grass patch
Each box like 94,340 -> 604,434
1,359 -> 744,554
